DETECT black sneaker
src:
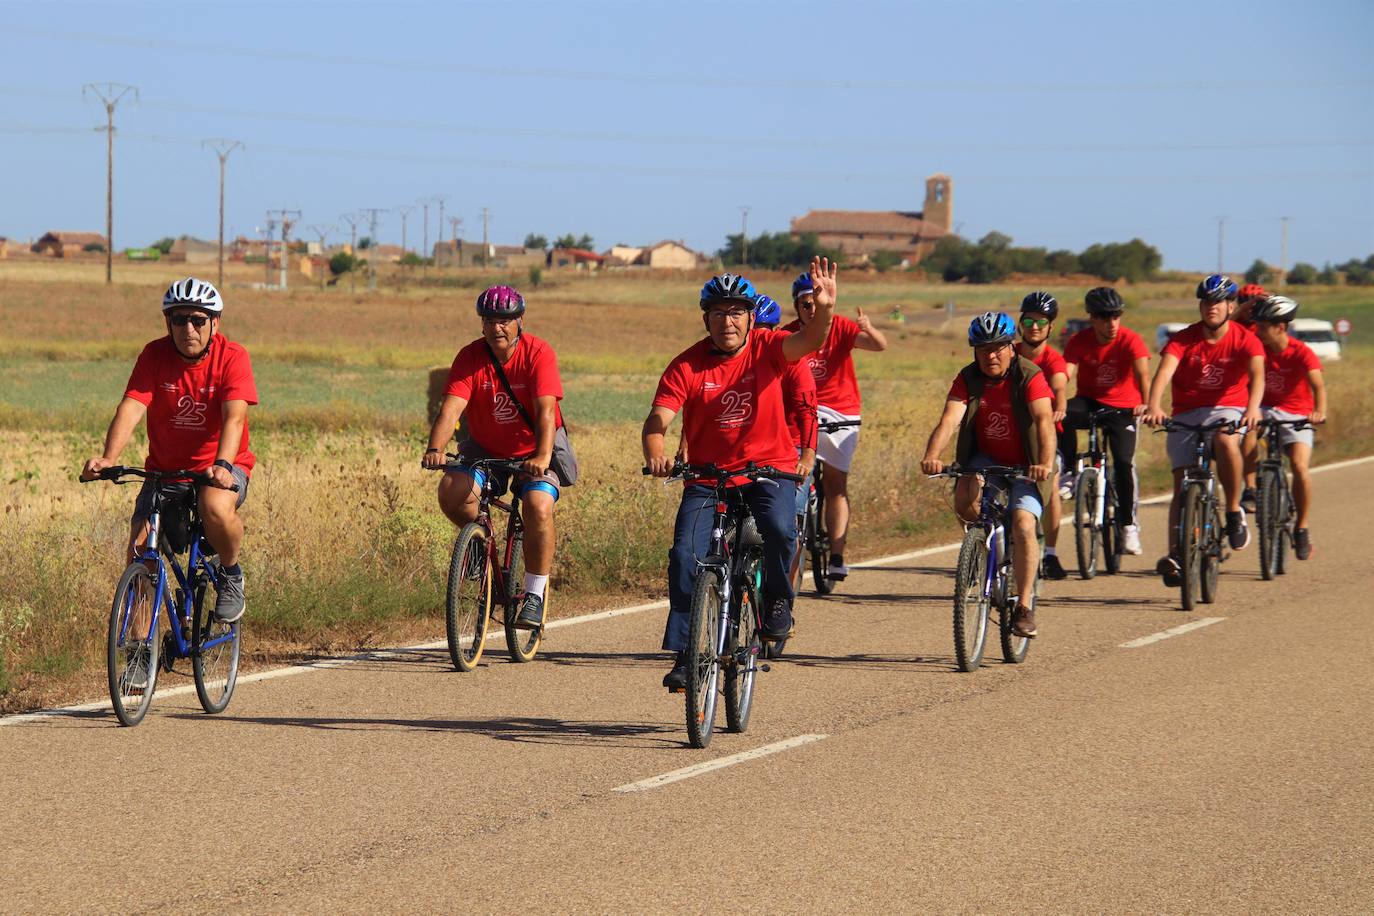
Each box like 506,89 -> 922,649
513,592 -> 544,630
1041,554 -> 1068,580
1226,510 -> 1251,551
1294,528 -> 1313,560
662,652 -> 689,691
762,596 -> 792,642
1240,487 -> 1257,513
1156,555 -> 1182,588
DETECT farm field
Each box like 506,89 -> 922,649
1,259 -> 1370,711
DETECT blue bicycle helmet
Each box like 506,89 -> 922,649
699,273 -> 757,311
791,272 -> 815,301
968,311 -> 1016,347
753,294 -> 782,328
1019,291 -> 1059,321
1196,274 -> 1238,302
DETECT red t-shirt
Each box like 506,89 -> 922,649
1162,321 -> 1264,414
1262,338 -> 1321,413
1063,325 -> 1149,408
653,329 -> 798,480
444,334 -> 564,457
1019,343 -> 1067,432
783,358 -> 818,451
124,335 -> 258,474
946,369 -> 1052,467
783,314 -> 862,414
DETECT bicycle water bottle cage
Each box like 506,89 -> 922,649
739,515 -> 764,548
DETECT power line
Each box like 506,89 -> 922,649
82,82 -> 138,284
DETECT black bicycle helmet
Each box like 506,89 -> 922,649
1019,291 -> 1058,321
1084,286 -> 1125,316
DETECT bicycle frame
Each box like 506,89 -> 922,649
1078,408 -> 1131,529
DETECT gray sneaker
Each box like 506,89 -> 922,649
513,592 -> 544,630
124,649 -> 150,692
214,567 -> 246,624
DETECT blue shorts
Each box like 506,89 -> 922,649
968,453 -> 1043,519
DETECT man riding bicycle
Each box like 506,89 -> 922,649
644,260 -> 837,691
1061,287 -> 1151,557
80,278 -> 257,628
1014,292 -> 1070,580
423,285 -> 565,630
783,271 -> 887,582
921,312 -> 1056,639
1242,295 -> 1327,559
1143,274 -> 1264,585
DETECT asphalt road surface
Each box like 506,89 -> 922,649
3,460 -> 1371,913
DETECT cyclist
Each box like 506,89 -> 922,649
1242,295 -> 1327,559
783,271 -> 887,583
1015,292 -> 1070,579
1233,283 -> 1267,328
1061,287 -> 1151,556
920,312 -> 1056,639
423,285 -> 564,630
1143,274 -> 1264,586
80,277 -> 257,635
644,260 -> 837,690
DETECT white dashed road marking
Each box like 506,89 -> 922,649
612,734 -> 830,793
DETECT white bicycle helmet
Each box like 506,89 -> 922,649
1251,295 -> 1298,323
162,277 -> 223,314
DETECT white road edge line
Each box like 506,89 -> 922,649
6,453 -> 1369,726
1119,617 -> 1225,649
612,734 -> 829,793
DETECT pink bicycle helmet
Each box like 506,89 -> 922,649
475,285 -> 525,319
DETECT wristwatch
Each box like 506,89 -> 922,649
214,459 -> 235,473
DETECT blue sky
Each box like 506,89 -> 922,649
2,0 -> 1370,271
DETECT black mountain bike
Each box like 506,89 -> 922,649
1255,417 -> 1311,581
1072,407 -> 1135,579
800,418 -> 861,596
646,461 -> 801,749
1160,419 -> 1237,611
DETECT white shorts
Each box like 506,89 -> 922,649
1263,407 -> 1315,448
816,406 -> 861,473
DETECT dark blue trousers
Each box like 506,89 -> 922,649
662,481 -> 798,652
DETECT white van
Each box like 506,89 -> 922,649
1155,322 -> 1188,351
1289,318 -> 1342,362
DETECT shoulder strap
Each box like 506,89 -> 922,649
485,343 -> 537,434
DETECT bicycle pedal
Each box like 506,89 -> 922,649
760,664 -> 772,673
667,686 -> 685,694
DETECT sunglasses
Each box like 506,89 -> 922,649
169,314 -> 211,328
1019,316 -> 1050,329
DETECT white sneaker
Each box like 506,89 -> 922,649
1122,524 -> 1142,555
826,561 -> 849,581
1058,470 -> 1076,500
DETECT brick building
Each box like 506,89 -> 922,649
790,174 -> 953,265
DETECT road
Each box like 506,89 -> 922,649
3,461 -> 1372,913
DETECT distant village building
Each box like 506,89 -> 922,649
167,237 -> 219,264
0,237 -> 8,259
32,231 -> 108,257
548,247 -> 604,270
433,241 -> 545,269
601,240 -> 704,270
790,174 -> 953,264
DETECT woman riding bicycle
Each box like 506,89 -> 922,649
920,312 -> 1056,639
643,260 -> 837,691
1014,292 -> 1070,579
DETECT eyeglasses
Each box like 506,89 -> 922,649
169,314 -> 211,328
707,308 -> 752,323
1019,316 -> 1050,329
482,315 -> 517,326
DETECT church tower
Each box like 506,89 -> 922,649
923,174 -> 952,231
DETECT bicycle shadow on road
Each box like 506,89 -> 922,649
167,711 -> 682,749
535,650 -> 667,670
778,651 -> 961,674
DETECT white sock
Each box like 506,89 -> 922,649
1044,547 -> 1057,557
523,573 -> 549,600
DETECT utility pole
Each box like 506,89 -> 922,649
1215,216 -> 1227,274
203,139 -> 243,288
481,208 -> 490,267
83,82 -> 138,285
339,213 -> 360,295
261,216 -> 276,288
434,195 -> 448,248
396,204 -> 415,254
1280,216 -> 1290,288
359,208 -> 387,291
307,224 -> 333,289
740,206 -> 750,267
267,209 -> 300,291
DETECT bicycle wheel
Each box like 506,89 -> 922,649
503,530 -> 544,663
1102,474 -> 1121,574
724,559 -> 761,733
809,491 -> 833,596
1178,485 -> 1204,611
1257,466 -> 1280,581
1200,500 -> 1221,604
1074,468 -> 1099,579
107,563 -> 161,727
192,574 -> 240,714
685,569 -> 723,749
999,593 -> 1033,665
445,523 -> 491,672
1276,482 -> 1291,576
952,528 -> 990,672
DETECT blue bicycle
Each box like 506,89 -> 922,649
931,465 -> 1037,671
85,466 -> 242,726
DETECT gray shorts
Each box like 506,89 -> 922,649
1263,407 -> 1315,448
969,453 -> 1044,519
1166,406 -> 1243,469
132,463 -> 250,523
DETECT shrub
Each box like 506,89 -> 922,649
1287,262 -> 1319,284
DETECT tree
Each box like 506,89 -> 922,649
329,252 -> 358,275
1318,262 -> 1339,284
1338,257 -> 1373,285
978,230 -> 1013,251
82,242 -> 106,253
1286,262 -> 1318,285
870,250 -> 903,272
1244,259 -> 1276,285
1046,249 -> 1080,274
554,233 -> 594,250
717,231 -> 842,269
1077,238 -> 1161,283
151,237 -> 176,255
523,233 -> 548,250
357,236 -> 373,250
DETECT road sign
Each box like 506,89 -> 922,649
1335,318 -> 1352,336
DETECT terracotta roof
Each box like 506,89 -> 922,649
41,231 -> 108,247
553,247 -> 604,262
790,210 -> 948,237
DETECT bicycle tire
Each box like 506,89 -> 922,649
1179,485 -> 1204,611
1276,475 -> 1291,576
107,563 -> 160,727
192,573 -> 240,714
445,524 -> 491,672
1074,468 -> 1099,580
1102,474 -> 1121,574
724,558 -> 760,733
503,530 -> 543,663
685,569 -> 723,749
999,597 -> 1032,664
1257,466 -> 1280,581
952,528 -> 990,672
1201,499 -> 1221,604
809,491 -> 833,596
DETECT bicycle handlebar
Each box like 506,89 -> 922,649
817,419 -> 862,433
1256,417 -> 1315,431
424,455 -> 528,474
927,464 -> 1033,482
1158,419 -> 1243,435
641,461 -> 804,484
80,466 -> 240,493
